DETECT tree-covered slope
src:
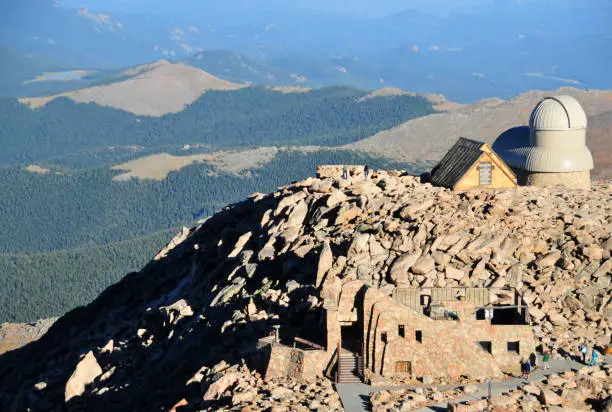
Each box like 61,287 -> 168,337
0,87 -> 436,166
0,150 -> 431,322
0,228 -> 175,323
0,150 -> 431,255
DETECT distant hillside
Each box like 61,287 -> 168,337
350,87 -> 612,178
0,149 -> 430,322
19,60 -> 245,116
0,149 -> 430,255
1,86 -> 436,166
0,228 -> 175,323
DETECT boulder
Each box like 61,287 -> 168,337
411,255 -> 435,275
389,251 -> 422,285
315,241 -> 334,287
203,372 -> 240,401
540,388 -> 563,406
65,351 -> 103,402
445,265 -> 466,281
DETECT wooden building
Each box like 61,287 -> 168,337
430,137 -> 517,191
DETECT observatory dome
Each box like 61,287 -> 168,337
501,95 -> 594,173
492,95 -> 593,190
529,95 -> 587,131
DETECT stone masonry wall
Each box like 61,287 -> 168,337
265,345 -> 333,380
514,169 -> 591,190
361,286 -> 535,379
316,165 -> 367,179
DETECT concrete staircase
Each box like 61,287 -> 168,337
338,352 -> 363,383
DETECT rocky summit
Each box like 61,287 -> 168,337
0,170 -> 611,411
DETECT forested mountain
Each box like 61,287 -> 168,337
1,87 -> 435,166
0,150 -> 430,254
0,228 -> 175,323
0,150 -> 431,322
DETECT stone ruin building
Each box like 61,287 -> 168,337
265,280 -> 535,385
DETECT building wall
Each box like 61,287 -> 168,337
514,169 -> 591,190
454,152 -> 518,191
361,286 -> 535,379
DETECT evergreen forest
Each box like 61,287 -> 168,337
0,149 -> 433,322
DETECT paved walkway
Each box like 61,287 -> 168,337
336,356 -> 610,412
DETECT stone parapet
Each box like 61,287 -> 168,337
316,165 -> 367,179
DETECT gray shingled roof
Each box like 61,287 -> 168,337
430,137 -> 484,188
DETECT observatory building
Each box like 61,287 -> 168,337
494,95 -> 593,190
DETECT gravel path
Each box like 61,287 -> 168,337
336,356 -> 611,412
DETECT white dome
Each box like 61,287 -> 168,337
529,95 -> 587,131
493,96 -> 593,173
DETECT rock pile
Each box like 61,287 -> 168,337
0,170 -> 609,411
193,361 -> 342,411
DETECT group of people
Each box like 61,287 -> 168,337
342,164 -> 369,180
580,343 -> 600,366
521,344 -> 601,380
521,350 -> 551,379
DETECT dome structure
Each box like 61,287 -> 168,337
493,95 -> 593,190
529,95 -> 587,131
497,95 -> 593,173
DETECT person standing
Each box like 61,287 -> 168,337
525,358 -> 532,380
529,352 -> 537,370
580,343 -> 588,364
542,349 -> 550,370
589,347 -> 599,366
364,163 -> 369,179
342,165 -> 348,179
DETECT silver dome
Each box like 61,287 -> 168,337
529,95 -> 587,131
494,96 -> 593,173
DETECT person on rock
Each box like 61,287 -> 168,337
342,165 -> 348,179
580,343 -> 588,364
542,349 -> 550,370
364,163 -> 369,179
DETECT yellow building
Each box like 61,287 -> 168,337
430,137 -> 517,191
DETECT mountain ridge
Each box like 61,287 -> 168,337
18,60 -> 245,116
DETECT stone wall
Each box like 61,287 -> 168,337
514,169 -> 591,190
265,344 -> 333,380
361,286 -> 535,380
316,165 -> 367,179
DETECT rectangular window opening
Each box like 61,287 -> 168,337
416,330 -> 422,343
478,341 -> 492,354
507,341 -> 520,354
381,332 -> 387,344
395,361 -> 410,374
398,325 -> 405,338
